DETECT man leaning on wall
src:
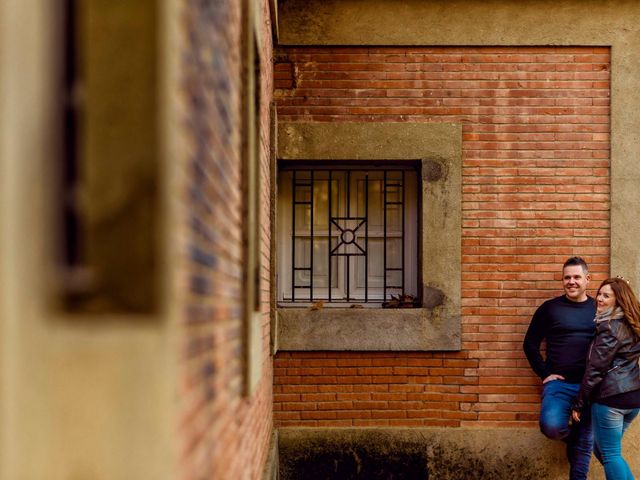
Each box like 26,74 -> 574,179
523,256 -> 597,479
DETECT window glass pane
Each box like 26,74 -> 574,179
313,181 -> 329,229
293,171 -> 311,205
312,238 -> 326,281
386,270 -> 403,289
311,238 -> 338,288
366,179 -> 383,229
331,175 -> 343,218
354,241 -> 381,289
294,204 -> 310,232
386,204 -> 402,230
294,237 -> 309,271
294,185 -> 311,203
387,237 -> 403,269
355,177 -> 366,217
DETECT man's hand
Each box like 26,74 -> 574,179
571,409 -> 581,423
542,374 -> 565,384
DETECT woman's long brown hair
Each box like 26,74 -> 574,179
598,277 -> 640,340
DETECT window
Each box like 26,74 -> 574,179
274,122 -> 462,351
57,0 -> 158,313
277,165 -> 418,305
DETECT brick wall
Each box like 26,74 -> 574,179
180,1 -> 273,479
273,46 -> 610,428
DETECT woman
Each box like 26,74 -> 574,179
572,277 -> 640,479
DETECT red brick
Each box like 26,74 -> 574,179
273,45 -> 610,430
301,411 -> 338,420
337,392 -> 372,401
371,393 -> 408,401
300,393 -> 336,402
370,410 -> 407,419
317,401 -> 354,410
353,401 -> 388,410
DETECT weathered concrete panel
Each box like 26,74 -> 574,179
277,0 -> 639,46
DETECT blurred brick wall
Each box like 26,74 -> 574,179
273,46 -> 610,428
180,1 -> 273,478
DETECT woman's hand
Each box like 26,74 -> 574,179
571,409 -> 581,423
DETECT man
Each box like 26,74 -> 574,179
523,256 -> 596,480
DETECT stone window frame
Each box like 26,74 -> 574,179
274,122 -> 462,351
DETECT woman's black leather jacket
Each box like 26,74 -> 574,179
573,316 -> 640,413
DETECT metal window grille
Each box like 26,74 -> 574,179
283,166 -> 415,304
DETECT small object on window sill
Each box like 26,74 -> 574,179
382,294 -> 419,308
310,300 -> 324,310
350,304 -> 364,309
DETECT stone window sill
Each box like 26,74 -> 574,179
275,307 -> 460,351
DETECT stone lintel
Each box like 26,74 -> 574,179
278,122 -> 460,161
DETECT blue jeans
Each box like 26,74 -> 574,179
591,402 -> 640,480
540,380 -> 593,480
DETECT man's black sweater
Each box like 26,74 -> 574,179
523,295 -> 596,384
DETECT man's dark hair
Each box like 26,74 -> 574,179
563,256 -> 589,273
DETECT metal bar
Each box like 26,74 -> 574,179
328,171 -> 332,303
365,172 -> 369,303
346,170 -> 351,218
291,171 -> 296,301
310,170 -> 314,302
346,170 -> 351,301
383,170 -> 387,302
332,245 -> 365,256
287,166 -> 411,304
402,170 -> 406,296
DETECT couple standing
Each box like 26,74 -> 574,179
524,256 -> 640,480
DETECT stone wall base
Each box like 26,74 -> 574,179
276,427 -> 568,480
